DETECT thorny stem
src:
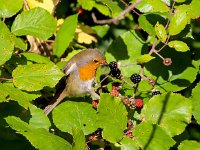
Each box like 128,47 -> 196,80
92,0 -> 142,24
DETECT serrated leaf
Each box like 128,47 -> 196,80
97,93 -> 128,143
155,22 -> 167,42
0,83 -> 39,108
0,0 -> 23,18
178,140 -> 200,150
22,52 -> 51,64
72,128 -> 85,150
138,15 -> 155,36
134,0 -> 169,13
26,0 -> 55,13
168,40 -> 189,52
11,7 -> 57,40
53,14 -> 78,57
12,63 -> 64,91
136,54 -> 155,64
133,121 -> 175,150
0,21 -> 14,66
29,105 -> 51,130
190,83 -> 200,124
53,101 -> 98,135
168,8 -> 188,35
142,93 -> 192,136
5,116 -> 71,150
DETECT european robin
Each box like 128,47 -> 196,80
44,49 -> 107,115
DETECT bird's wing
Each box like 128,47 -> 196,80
62,62 -> 77,76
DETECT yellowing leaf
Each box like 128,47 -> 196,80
26,0 -> 54,13
155,22 -> 167,43
75,24 -> 97,44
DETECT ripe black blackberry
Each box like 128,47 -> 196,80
110,68 -> 121,79
152,90 -> 161,96
109,61 -> 118,71
130,74 -> 141,84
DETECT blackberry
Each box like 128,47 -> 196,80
130,74 -> 141,84
152,90 -> 161,96
110,68 -> 121,79
109,61 -> 118,71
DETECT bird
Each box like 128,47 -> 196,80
44,49 -> 107,115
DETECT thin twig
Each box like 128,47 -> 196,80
0,78 -> 13,81
119,0 -> 141,16
92,0 -> 142,24
23,0 -> 30,10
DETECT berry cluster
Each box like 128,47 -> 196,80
130,74 -> 141,84
109,61 -> 121,79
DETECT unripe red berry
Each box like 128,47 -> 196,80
134,98 -> 143,109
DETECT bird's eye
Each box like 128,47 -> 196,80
93,59 -> 99,63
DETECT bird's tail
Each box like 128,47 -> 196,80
44,90 -> 67,115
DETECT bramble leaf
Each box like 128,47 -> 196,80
168,40 -> 189,52
0,0 -> 23,18
53,101 -> 98,135
11,7 -> 56,40
97,93 -> 128,143
133,121 -> 175,150
53,14 -> 78,57
190,83 -> 200,124
142,93 -> 192,136
0,21 -> 14,66
12,63 -> 64,91
155,22 -> 167,42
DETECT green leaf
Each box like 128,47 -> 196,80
92,25 -> 110,38
133,121 -> 175,150
0,21 -> 14,66
96,0 -> 123,17
29,105 -> 51,130
53,14 -> 78,57
155,22 -> 167,42
5,116 -> 71,150
138,15 -> 155,36
72,128 -> 85,150
133,0 -> 169,13
168,40 -> 189,52
13,36 -> 27,51
168,8 -> 188,35
120,137 -> 139,150
53,101 -> 98,135
136,54 -> 155,64
0,83 -> 40,108
12,63 -> 64,91
142,93 -> 192,136
188,0 -> 200,19
22,52 -> 51,64
176,0 -> 186,2
178,140 -> 200,150
11,7 -> 57,40
0,0 -> 23,18
78,0 -> 95,10
190,83 -> 200,124
97,93 -> 128,143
